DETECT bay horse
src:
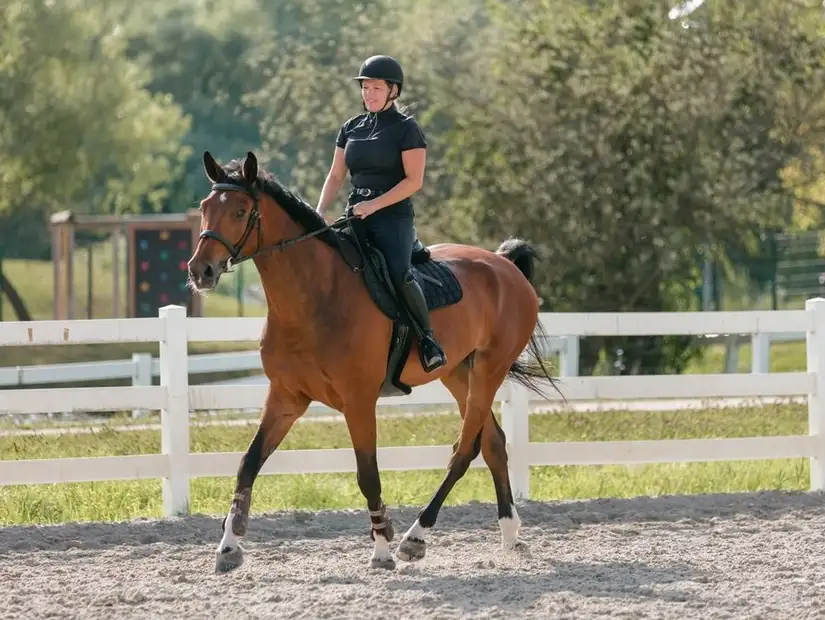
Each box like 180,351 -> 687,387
187,151 -> 561,573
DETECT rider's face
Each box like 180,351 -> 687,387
361,79 -> 394,112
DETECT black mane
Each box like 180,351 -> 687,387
222,158 -> 340,247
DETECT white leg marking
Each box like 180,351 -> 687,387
217,508 -> 239,553
371,532 -> 392,563
395,518 -> 428,562
402,519 -> 426,543
499,503 -> 521,549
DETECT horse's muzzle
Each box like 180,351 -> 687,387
188,257 -> 224,291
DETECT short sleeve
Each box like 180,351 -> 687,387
336,115 -> 358,148
335,122 -> 348,148
400,118 -> 427,151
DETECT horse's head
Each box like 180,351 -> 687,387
188,150 -> 262,292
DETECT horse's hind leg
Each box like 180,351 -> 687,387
215,388 -> 309,573
398,358 -> 517,561
483,412 -> 522,549
445,368 -> 522,548
397,368 -> 474,562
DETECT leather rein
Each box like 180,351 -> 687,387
199,181 -> 355,271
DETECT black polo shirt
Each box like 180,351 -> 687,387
336,105 -> 427,219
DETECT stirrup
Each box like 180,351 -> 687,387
421,338 -> 447,372
423,357 -> 446,372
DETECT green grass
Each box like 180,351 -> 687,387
0,403 -> 811,525
685,340 -> 807,374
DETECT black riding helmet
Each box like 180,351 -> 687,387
353,55 -> 404,96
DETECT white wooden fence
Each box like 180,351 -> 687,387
0,328 -> 801,390
0,350 -> 265,388
2,301 -> 825,518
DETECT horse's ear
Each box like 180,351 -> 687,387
242,151 -> 258,185
203,151 -> 225,184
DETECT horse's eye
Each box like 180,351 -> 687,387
235,207 -> 246,219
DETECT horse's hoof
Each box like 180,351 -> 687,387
215,546 -> 244,574
369,556 -> 396,570
505,539 -> 531,556
396,537 -> 426,562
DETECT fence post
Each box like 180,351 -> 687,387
159,304 -> 190,516
0,247 -> 4,321
500,381 -> 530,501
751,333 -> 770,374
561,336 -> 579,377
131,353 -> 153,418
805,298 -> 825,491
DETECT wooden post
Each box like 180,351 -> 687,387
561,336 -> 579,377
112,229 -> 121,318
159,305 -> 190,516
500,380 -> 530,501
50,211 -> 75,320
86,244 -> 93,319
131,352 -> 153,418
806,297 -> 825,491
66,223 -> 75,320
751,333 -> 770,374
51,222 -> 63,320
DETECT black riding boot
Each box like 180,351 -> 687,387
400,276 -> 447,372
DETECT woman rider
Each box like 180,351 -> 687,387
315,54 -> 447,372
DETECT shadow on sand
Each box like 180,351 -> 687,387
1,489 -> 822,556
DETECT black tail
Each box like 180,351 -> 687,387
496,238 -> 566,403
497,237 -> 537,281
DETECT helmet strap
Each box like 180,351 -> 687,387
382,82 -> 399,110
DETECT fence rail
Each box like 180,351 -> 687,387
1,302 -> 824,517
0,350 -> 265,388
0,330 -> 804,391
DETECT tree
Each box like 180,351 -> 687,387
0,0 -> 190,257
122,0 -> 267,211
427,0 -> 825,373
245,0 -> 492,242
245,0 -> 392,205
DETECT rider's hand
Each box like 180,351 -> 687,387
352,200 -> 379,219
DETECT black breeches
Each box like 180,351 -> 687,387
362,213 -> 415,291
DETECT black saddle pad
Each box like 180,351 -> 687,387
363,249 -> 463,321
333,224 -> 463,322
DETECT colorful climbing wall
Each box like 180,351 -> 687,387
128,224 -> 198,318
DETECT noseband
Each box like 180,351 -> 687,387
198,181 -> 354,270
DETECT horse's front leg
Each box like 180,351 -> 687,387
215,387 -> 309,573
344,402 -> 395,570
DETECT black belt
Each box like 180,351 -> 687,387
351,187 -> 388,197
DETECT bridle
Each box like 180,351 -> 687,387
198,181 -> 355,271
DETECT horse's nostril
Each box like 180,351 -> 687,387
204,264 -> 215,279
